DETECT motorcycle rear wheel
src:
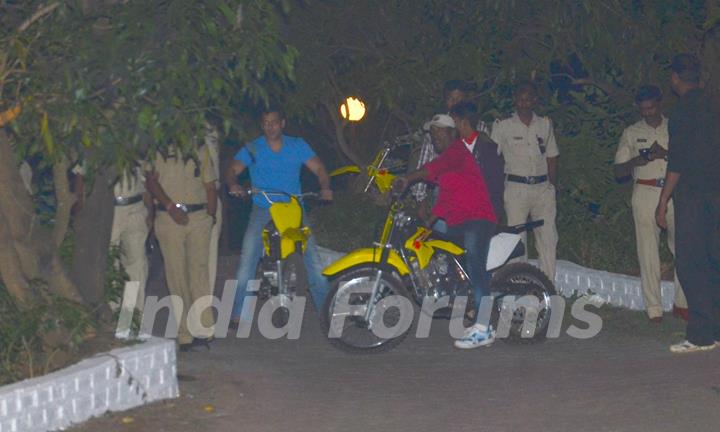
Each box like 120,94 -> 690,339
321,267 -> 415,354
490,262 -> 556,344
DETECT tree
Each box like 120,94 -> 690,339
0,0 -> 297,309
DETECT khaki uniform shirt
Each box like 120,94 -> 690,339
491,112 -> 559,177
614,117 -> 669,180
72,164 -> 145,198
150,146 -> 217,205
114,169 -> 146,198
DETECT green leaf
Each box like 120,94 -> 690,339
40,112 -> 54,156
138,106 -> 154,130
217,2 -> 236,26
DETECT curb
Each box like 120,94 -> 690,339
316,247 -> 676,312
0,337 -> 178,432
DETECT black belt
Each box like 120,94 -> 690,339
506,174 -> 548,185
157,203 -> 207,213
114,194 -> 143,206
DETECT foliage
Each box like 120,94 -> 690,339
3,0 -> 297,179
0,235 -> 131,385
0,283 -> 95,385
309,189 -> 388,253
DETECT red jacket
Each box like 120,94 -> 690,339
424,140 -> 496,226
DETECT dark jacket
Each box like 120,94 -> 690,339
472,132 -> 505,220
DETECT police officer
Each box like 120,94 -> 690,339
614,85 -> 687,323
146,144 -> 218,350
73,165 -> 152,338
491,81 -> 559,281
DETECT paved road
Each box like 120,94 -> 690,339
73,254 -> 720,432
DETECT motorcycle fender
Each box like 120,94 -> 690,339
410,239 -> 464,269
330,165 -> 361,177
280,227 -> 310,259
322,247 -> 410,276
486,232 -> 522,271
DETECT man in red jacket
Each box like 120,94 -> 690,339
394,109 -> 497,349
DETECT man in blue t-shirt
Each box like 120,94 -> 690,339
226,107 -> 333,327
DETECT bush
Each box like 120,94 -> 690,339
0,241 -> 128,385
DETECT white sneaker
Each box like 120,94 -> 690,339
454,324 -> 495,349
669,340 -> 716,354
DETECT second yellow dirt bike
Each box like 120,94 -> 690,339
320,191 -> 556,354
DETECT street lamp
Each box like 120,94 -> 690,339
339,96 -> 366,122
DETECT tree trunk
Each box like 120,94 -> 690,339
70,169 -> 115,305
0,130 -> 85,305
322,100 -> 364,167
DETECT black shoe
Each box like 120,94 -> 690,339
179,337 -> 214,352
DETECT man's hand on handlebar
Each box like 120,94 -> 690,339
392,177 -> 408,195
228,184 -> 249,199
320,188 -> 333,202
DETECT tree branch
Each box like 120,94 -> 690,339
18,3 -> 60,33
51,154 -> 75,249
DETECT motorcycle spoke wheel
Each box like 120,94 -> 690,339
490,263 -> 556,344
321,268 -> 414,354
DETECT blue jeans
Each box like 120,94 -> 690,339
432,219 -> 448,234
447,219 -> 495,316
232,206 -> 329,320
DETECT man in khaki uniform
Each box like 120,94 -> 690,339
614,85 -> 687,322
146,146 -> 218,349
491,81 -> 559,281
73,166 -> 152,335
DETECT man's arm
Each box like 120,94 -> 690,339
547,156 -> 558,187
305,156 -> 333,201
614,156 -> 648,181
145,170 -> 188,225
226,159 -> 248,197
655,171 -> 681,229
143,191 -> 154,228
393,168 -> 429,193
205,181 -> 218,222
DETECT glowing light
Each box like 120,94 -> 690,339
339,97 -> 366,122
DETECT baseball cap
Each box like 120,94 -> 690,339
423,114 -> 455,131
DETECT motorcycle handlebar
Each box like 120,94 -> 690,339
228,187 -> 330,205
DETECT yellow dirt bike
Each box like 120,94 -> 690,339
320,191 -> 555,354
249,188 -> 317,328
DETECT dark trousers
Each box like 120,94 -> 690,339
674,191 -> 720,346
447,219 -> 495,316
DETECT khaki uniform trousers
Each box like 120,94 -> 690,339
208,200 -> 222,293
504,181 -> 558,281
155,211 -> 215,344
111,202 -> 149,336
631,184 -> 687,318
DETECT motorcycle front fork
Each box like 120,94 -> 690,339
363,268 -> 384,322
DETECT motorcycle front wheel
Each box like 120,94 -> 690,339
268,252 -> 308,328
490,262 -> 556,344
321,267 -> 416,354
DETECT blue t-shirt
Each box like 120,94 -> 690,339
234,134 -> 316,208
